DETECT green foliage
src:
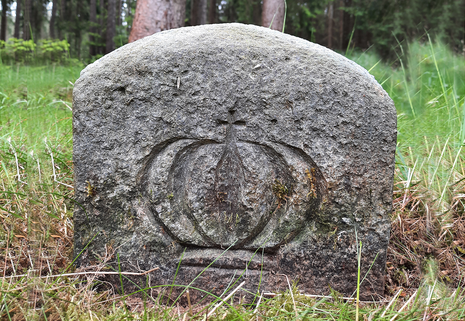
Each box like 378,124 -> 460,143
39,39 -> 71,63
114,26 -> 129,49
283,0 -> 329,42
3,0 -> 461,64
89,54 -> 104,63
342,0 -> 465,58
0,38 -> 75,65
87,30 -> 104,53
235,0 -> 260,23
1,38 -> 37,63
214,0 -> 464,58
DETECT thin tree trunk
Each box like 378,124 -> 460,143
72,0 -> 78,55
252,0 -> 261,25
58,0 -> 66,39
339,0 -> 343,50
191,0 -> 207,25
60,0 -> 65,18
106,0 -> 115,53
60,0 -> 66,22
342,0 -> 351,50
116,0 -> 122,26
50,0 -> 58,39
327,2 -> 333,49
261,0 -> 285,32
90,0 -> 97,56
99,0 -> 105,54
126,0 -> 132,34
129,0 -> 186,43
99,0 -> 104,26
23,0 -> 31,40
76,1 -> 81,58
30,0 -> 36,36
208,0 -> 216,24
14,0 -> 21,38
1,0 -> 8,41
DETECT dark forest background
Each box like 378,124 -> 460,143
0,0 -> 464,63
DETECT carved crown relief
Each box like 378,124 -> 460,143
141,109 -> 327,251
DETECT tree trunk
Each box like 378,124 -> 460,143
129,0 -> 186,42
327,2 -> 333,49
58,0 -> 65,39
14,0 -> 21,38
99,0 -> 105,54
75,0 -> 82,58
60,0 -> 66,18
339,0 -> 343,51
106,0 -> 116,53
208,0 -> 216,24
50,0 -> 58,39
252,0 -> 261,26
342,0 -> 351,50
1,0 -> 8,41
30,0 -> 36,37
116,0 -> 122,26
191,0 -> 207,26
90,0 -> 97,55
23,0 -> 31,40
126,0 -> 132,33
261,0 -> 284,32
99,0 -> 104,26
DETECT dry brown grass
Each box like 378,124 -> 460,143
386,162 -> 465,298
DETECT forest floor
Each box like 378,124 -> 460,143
1,40 -> 465,320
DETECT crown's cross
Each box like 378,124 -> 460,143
217,110 -> 246,144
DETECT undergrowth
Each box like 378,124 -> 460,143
351,39 -> 465,298
1,40 -> 465,320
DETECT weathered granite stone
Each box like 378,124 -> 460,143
73,23 -> 396,300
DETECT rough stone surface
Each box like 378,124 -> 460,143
73,23 -> 396,300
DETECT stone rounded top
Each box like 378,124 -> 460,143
80,23 -> 378,89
